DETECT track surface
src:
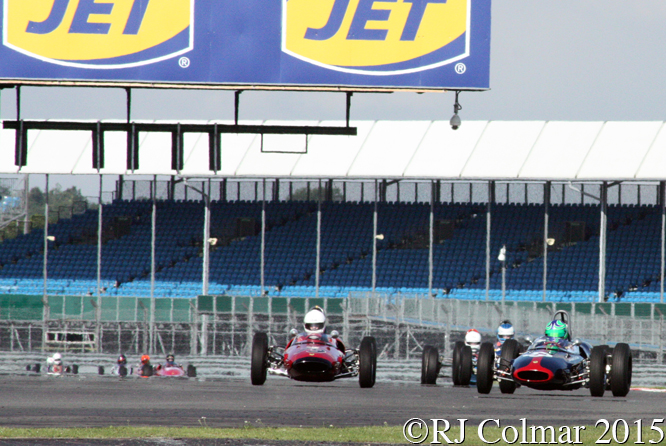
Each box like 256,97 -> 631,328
0,375 -> 663,429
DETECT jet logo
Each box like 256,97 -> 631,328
3,0 -> 193,68
283,0 -> 470,75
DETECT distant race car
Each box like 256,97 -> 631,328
98,364 -> 132,377
250,330 -> 377,387
26,353 -> 78,376
153,363 -> 197,377
476,310 -> 632,397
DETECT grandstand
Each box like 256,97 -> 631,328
2,119 -> 666,356
1,120 -> 666,304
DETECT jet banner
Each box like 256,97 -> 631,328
0,0 -> 491,90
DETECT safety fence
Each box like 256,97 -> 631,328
1,294 -> 665,362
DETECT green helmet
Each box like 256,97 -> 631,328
545,320 -> 567,338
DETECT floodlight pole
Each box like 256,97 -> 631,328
202,179 -> 211,296
372,180 -> 378,295
428,181 -> 434,298
150,176 -> 156,354
42,174 -> 49,321
96,174 -> 103,329
598,182 -> 607,303
659,181 -> 666,304
485,181 -> 494,301
315,179 -> 322,298
261,179 -> 266,296
543,181 -> 550,302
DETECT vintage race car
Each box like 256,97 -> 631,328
476,310 -> 632,397
132,363 -> 196,378
98,364 -> 132,377
26,360 -> 78,376
250,331 -> 377,387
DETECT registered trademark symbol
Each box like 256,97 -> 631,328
179,57 -> 190,68
455,63 -> 466,74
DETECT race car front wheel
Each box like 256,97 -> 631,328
451,341 -> 464,385
187,364 -> 197,378
589,345 -> 607,397
458,345 -> 473,386
476,342 -> 495,394
421,345 -> 439,385
359,336 -> 377,388
499,339 -> 520,394
251,332 -> 269,385
611,343 -> 632,397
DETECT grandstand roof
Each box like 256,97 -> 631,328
1,120 -> 665,181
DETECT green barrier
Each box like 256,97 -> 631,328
216,296 -> 232,313
172,299 -> 192,322
594,303 -> 612,316
635,303 -> 652,318
0,294 -> 43,321
271,297 -> 288,314
574,303 -> 592,315
614,303 -> 632,317
327,298 -> 344,314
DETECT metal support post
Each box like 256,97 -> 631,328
599,182 -> 607,303
428,181 -> 434,297
372,180 -> 378,295
543,181 -> 550,301
202,180 -> 211,295
261,180 -> 266,296
96,174 -> 103,351
150,177 -> 156,353
485,181 -> 493,301
315,179 -> 322,298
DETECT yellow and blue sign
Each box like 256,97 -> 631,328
0,0 -> 490,89
4,0 -> 192,68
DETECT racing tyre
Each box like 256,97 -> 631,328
25,365 -> 31,372
421,345 -> 439,385
98,366 -> 105,375
589,346 -> 607,397
72,365 -> 79,375
187,364 -> 197,378
251,332 -> 269,386
476,342 -> 495,394
458,345 -> 473,386
141,364 -> 153,377
34,363 -> 41,373
118,365 -> 128,377
359,336 -> 377,388
499,339 -> 520,394
610,343 -> 632,397
451,341 -> 464,385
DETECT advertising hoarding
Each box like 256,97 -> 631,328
0,0 -> 491,90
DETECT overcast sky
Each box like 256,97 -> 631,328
2,1 -> 666,195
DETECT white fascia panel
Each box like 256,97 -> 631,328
0,127 -> 19,174
134,129 -> 173,175
20,129 -> 90,174
403,121 -> 489,178
347,121 -> 431,178
635,123 -> 666,179
291,121 -> 375,178
519,121 -> 604,179
180,132 -> 210,176
577,121 -> 663,179
461,121 -> 546,178
235,121 -> 316,177
97,131 -> 130,174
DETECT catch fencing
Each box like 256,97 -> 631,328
1,294 -> 665,362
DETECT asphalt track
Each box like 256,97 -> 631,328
0,374 -> 664,429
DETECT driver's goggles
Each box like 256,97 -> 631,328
305,323 -> 324,331
498,335 -> 513,340
467,342 -> 480,347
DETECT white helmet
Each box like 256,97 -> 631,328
52,353 -> 62,361
497,320 -> 515,345
464,329 -> 482,351
303,306 -> 326,334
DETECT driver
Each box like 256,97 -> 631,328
495,320 -> 515,355
165,354 -> 176,367
545,320 -> 568,340
303,306 -> 326,335
464,329 -> 482,353
117,354 -> 127,366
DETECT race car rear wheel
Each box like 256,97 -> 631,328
359,336 -> 377,388
611,343 -> 632,397
98,366 -> 105,375
451,341 -> 464,385
187,364 -> 197,378
421,345 -> 439,385
72,365 -> 79,375
118,365 -> 128,377
589,345 -> 607,397
141,364 -> 153,377
476,342 -> 495,394
458,345 -> 473,386
251,332 -> 269,386
499,339 -> 520,394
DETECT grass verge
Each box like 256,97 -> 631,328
0,423 -> 663,445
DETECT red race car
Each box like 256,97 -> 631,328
250,330 -> 377,387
